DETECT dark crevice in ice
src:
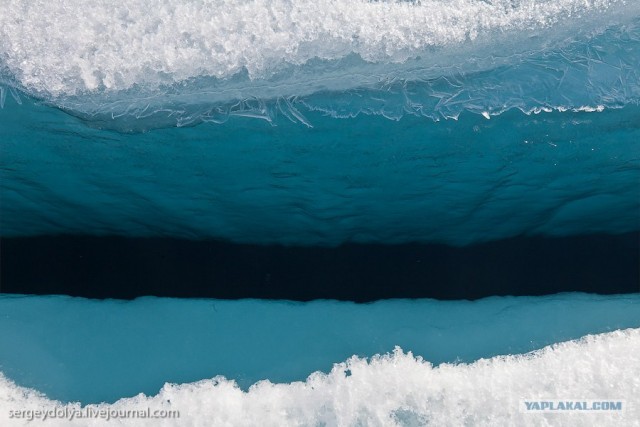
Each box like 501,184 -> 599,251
1,233 -> 638,301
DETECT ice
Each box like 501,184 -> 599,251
0,0 -> 631,96
1,94 -> 638,245
0,1 -> 638,128
0,293 -> 638,405
1,318 -> 638,426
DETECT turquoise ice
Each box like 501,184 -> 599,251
0,293 -> 638,404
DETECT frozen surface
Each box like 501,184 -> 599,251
0,293 -> 638,406
0,0 -> 640,131
0,1 -> 639,128
1,0 -> 635,93
0,295 -> 638,426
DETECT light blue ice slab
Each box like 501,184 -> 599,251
2,328 -> 640,426
0,293 -> 638,404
